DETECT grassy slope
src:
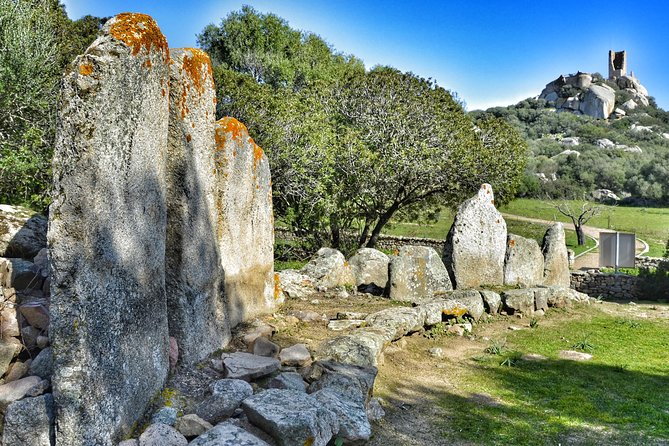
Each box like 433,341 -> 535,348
439,305 -> 669,445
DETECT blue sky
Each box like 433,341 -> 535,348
62,0 -> 669,110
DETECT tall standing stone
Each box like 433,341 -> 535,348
542,223 -> 571,287
49,13 -> 170,445
165,48 -> 229,364
503,233 -> 544,287
214,117 -> 275,327
443,184 -> 507,289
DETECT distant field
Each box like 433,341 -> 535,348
500,199 -> 669,257
386,208 -> 596,255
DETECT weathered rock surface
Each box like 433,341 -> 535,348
278,344 -> 311,367
579,84 -> 616,119
480,290 -> 502,314
28,346 -> 52,380
252,337 -> 280,358
0,338 -> 20,378
389,245 -> 452,302
504,233 -> 544,286
542,223 -> 571,287
268,372 -> 307,392
502,289 -> 536,315
138,423 -> 188,446
188,421 -> 271,446
364,307 -> 423,341
559,350 -> 593,361
223,352 -> 280,381
301,248 -> 354,290
417,291 -> 485,324
444,184 -> 506,289
327,319 -> 365,331
312,388 -> 371,444
306,361 -> 377,406
151,406 -> 178,426
48,13 -> 171,445
275,270 -> 315,299
0,205 -> 47,260
0,258 -> 42,291
317,328 -> 387,367
242,389 -> 338,446
348,248 -> 389,294
195,378 -> 253,424
214,117 -> 275,327
1,393 -> 55,446
174,414 -> 213,438
165,48 -> 228,365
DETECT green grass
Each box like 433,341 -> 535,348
439,306 -> 669,445
274,259 -> 308,271
501,199 -> 669,257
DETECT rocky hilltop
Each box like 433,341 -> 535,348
538,50 -> 649,120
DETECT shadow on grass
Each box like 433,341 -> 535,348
429,358 -> 669,446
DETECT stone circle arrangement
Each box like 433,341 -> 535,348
0,12 -> 589,446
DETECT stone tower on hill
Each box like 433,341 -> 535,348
608,50 -> 627,80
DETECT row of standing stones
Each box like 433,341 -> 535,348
0,12 -> 588,446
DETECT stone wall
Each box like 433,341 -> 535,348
570,270 -> 642,300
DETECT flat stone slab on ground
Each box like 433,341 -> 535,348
327,320 -> 365,331
559,350 -> 593,361
278,343 -> 311,367
188,421 -> 271,446
223,352 -> 280,381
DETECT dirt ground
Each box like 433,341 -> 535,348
253,293 -> 669,446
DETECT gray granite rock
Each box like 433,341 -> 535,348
317,328 -> 387,367
242,389 -> 338,446
502,289 -> 536,315
214,117 -> 276,327
174,414 -> 212,438
348,248 -> 390,294
28,347 -> 52,380
504,233 -> 544,287
139,423 -> 187,446
151,406 -> 178,426
188,421 -> 270,446
306,360 -> 377,406
0,338 -> 20,378
275,270 -> 315,300
480,290 -> 502,314
166,49 -> 229,365
268,372 -> 307,392
0,376 -> 42,410
542,223 -> 571,287
444,184 -> 506,289
1,393 -> 54,446
0,205 -> 47,260
223,352 -> 280,381
252,337 -> 280,358
389,245 -> 452,302
301,248 -> 354,290
364,307 -> 424,341
195,379 -> 253,424
49,13 -> 171,445
311,388 -> 371,443
278,344 -> 311,367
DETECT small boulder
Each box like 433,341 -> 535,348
364,307 -> 424,341
267,372 -> 307,392
502,289 -> 536,315
28,347 -> 52,380
301,248 -> 354,290
559,350 -> 593,361
389,245 -> 452,302
279,344 -> 311,367
18,301 -> 50,330
0,338 -> 21,377
242,389 -> 338,446
195,379 -> 253,424
1,393 -> 54,446
327,319 -> 365,331
188,421 -> 270,446
306,361 -> 377,406
251,337 -> 280,358
276,270 -> 315,299
1,258 -> 42,291
317,329 -> 387,367
0,375 -> 42,410
222,352 -> 280,381
348,248 -> 390,294
542,223 -> 571,287
1,306 -> 20,337
138,423 -> 187,446
480,290 -> 502,314
0,205 -> 47,259
151,406 -> 178,426
174,414 -> 213,438
311,388 -> 371,444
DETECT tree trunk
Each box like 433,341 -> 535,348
358,221 -> 370,248
330,216 -> 341,250
366,204 -> 400,248
575,224 -> 586,246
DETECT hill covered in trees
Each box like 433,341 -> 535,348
472,69 -> 669,205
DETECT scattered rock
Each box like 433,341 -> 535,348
327,320 -> 365,331
0,338 -> 21,377
306,361 -> 377,406
28,347 -> 52,380
279,344 -> 311,367
317,329 -> 386,367
267,372 -> 307,392
1,393 -> 54,446
222,352 -> 280,381
0,306 -> 19,337
312,388 -> 371,444
275,270 -> 315,299
336,312 -> 368,320
428,347 -> 444,357
188,421 -> 271,446
151,406 -> 178,426
364,307 -> 424,341
348,248 -> 390,295
242,325 -> 275,347
0,205 -> 47,259
444,184 -> 506,289
138,423 -> 187,446
1,258 -> 42,291
559,350 -> 593,361
301,248 -> 354,290
521,353 -> 547,361
0,376 -> 43,410
480,290 -> 502,314
251,337 -> 280,358
18,301 -> 49,329
4,359 -> 30,383
389,245 -> 452,302
242,389 -> 338,446
289,310 -> 326,323
174,414 -> 213,438
366,397 -> 385,422
502,289 -> 536,315
195,379 -> 253,424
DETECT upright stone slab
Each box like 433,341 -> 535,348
49,13 -> 170,445
389,245 -> 452,302
504,233 -> 544,286
542,223 -> 571,287
214,117 -> 275,327
165,48 -> 229,364
444,184 -> 507,289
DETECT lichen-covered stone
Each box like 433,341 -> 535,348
188,421 -> 270,446
542,223 -> 571,287
49,13 -> 170,445
504,233 -> 544,287
166,48 -> 229,365
241,389 -> 338,446
479,290 -> 502,314
195,379 -> 253,424
364,307 -> 424,341
311,388 -> 371,444
214,117 -> 275,327
316,328 -> 387,368
444,184 -> 507,289
306,360 -> 377,406
1,393 -> 55,446
502,289 -> 536,315
348,248 -> 390,294
301,248 -> 355,290
389,245 -> 452,302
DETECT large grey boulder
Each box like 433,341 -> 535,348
579,85 -> 615,119
444,184 -> 507,289
0,205 -> 47,260
415,290 -> 485,325
311,388 -> 371,444
1,393 -> 55,446
301,248 -> 354,290
138,423 -> 188,446
348,248 -> 389,294
389,245 -> 452,302
214,117 -> 276,328
502,289 -> 536,315
306,361 -> 377,406
276,269 -> 315,299
542,223 -> 571,287
364,307 -> 424,341
242,389 -> 338,446
0,258 -> 42,291
48,13 -> 171,445
222,352 -> 280,381
480,290 -> 502,314
195,379 -> 253,424
504,233 -> 544,287
165,48 -> 229,365
188,421 -> 271,446
317,328 -> 387,367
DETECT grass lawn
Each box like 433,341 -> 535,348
437,305 -> 669,445
501,199 -> 669,257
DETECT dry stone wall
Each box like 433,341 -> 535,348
165,48 -> 229,364
49,13 -> 171,445
571,270 -> 642,300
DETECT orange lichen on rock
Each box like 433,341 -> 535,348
509,239 -> 516,247
274,273 -> 281,300
217,117 -> 249,143
252,141 -> 265,170
443,307 -> 467,318
144,59 -> 152,69
181,48 -> 212,95
79,63 -> 93,76
109,13 -> 168,59
186,134 -> 192,142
